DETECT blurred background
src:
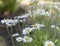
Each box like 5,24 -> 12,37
0,0 -> 60,46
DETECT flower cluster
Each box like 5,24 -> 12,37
12,23 -> 45,43
51,25 -> 59,30
12,22 -> 60,45
22,23 -> 45,35
16,36 -> 33,43
32,23 -> 45,30
14,13 -> 31,22
1,13 -> 31,26
1,19 -> 18,26
1,0 -> 60,46
32,8 -> 51,17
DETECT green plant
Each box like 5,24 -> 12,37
0,0 -> 17,13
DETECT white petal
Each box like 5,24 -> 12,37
1,20 -> 5,24
16,37 -> 23,42
12,33 -> 19,37
51,25 -> 56,28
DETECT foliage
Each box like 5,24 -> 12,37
0,0 -> 17,13
0,0 -> 60,46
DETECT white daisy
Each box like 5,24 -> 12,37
14,14 -> 28,19
14,13 -> 31,22
1,19 -> 6,24
18,15 -> 28,19
32,23 -> 40,30
32,23 -> 45,30
56,27 -> 59,30
12,33 -> 19,37
1,19 -> 13,24
45,12 -> 51,17
44,41 -> 55,46
16,37 -> 23,42
23,36 -> 33,43
19,19 -> 26,22
1,19 -> 18,26
22,27 -> 33,35
13,19 -> 18,24
51,25 -> 56,28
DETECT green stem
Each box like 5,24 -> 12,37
6,26 -> 11,37
18,22 -> 22,35
19,42 -> 21,46
26,43 -> 28,46
6,26 -> 15,46
10,26 -> 15,46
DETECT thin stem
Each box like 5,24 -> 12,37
6,26 -> 11,37
10,26 -> 15,46
6,26 -> 15,46
19,42 -> 21,46
25,43 -> 28,46
18,22 -> 22,36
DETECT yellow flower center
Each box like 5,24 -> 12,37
48,44 -> 51,46
26,28 -> 30,33
5,19 -> 9,22
18,38 -> 21,41
25,37 -> 29,41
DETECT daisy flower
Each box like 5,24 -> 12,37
56,26 -> 59,30
14,13 -> 31,22
19,19 -> 26,22
7,19 -> 18,26
22,27 -> 33,35
44,40 -> 55,46
45,12 -> 51,17
14,14 -> 29,19
23,36 -> 33,43
16,37 -> 23,42
32,23 -> 40,30
51,25 -> 56,28
32,23 -> 45,30
13,19 -> 18,24
1,19 -> 18,26
1,19 -> 12,24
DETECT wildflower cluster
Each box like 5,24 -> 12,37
12,22 -> 59,46
1,19 -> 18,26
0,0 -> 60,46
13,23 -> 45,43
1,13 -> 31,26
